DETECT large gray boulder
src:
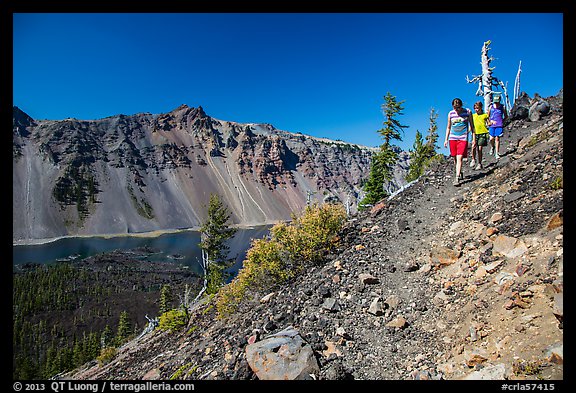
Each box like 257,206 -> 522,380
529,98 -> 551,121
245,326 -> 320,380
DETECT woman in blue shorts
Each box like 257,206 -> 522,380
488,94 -> 508,160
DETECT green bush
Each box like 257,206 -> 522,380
158,309 -> 189,332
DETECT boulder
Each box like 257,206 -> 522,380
245,326 -> 320,380
529,99 -> 551,121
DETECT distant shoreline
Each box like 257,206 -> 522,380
13,222 -> 278,247
12,228 -> 198,247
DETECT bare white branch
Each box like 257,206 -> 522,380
467,40 -> 511,110
192,249 -> 209,304
513,60 -> 522,104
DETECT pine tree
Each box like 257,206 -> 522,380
100,324 -> 113,348
72,337 -> 83,367
424,107 -> 439,156
115,311 -> 131,346
159,284 -> 173,314
361,150 -> 391,206
86,332 -> 101,361
406,107 -> 440,182
199,194 -> 237,295
378,92 -> 408,147
360,92 -> 408,209
43,343 -> 59,379
406,130 -> 426,183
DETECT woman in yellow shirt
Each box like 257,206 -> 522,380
470,101 -> 490,170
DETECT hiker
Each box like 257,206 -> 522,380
470,101 -> 490,170
488,94 -> 508,160
444,98 -> 475,186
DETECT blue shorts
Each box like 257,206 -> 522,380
489,127 -> 503,137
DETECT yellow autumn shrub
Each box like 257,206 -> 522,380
216,203 -> 346,318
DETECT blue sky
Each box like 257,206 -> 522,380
13,13 -> 563,155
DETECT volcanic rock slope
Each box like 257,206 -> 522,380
66,95 -> 563,381
14,105 -> 399,243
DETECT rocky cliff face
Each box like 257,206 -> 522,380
13,105 -> 409,243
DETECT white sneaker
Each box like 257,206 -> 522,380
489,146 -> 495,155
469,159 -> 476,168
475,163 -> 483,170
495,153 -> 500,160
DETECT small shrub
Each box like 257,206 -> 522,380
527,129 -> 551,149
170,362 -> 197,380
527,135 -> 540,148
549,175 -> 563,190
513,359 -> 544,377
216,239 -> 286,317
158,309 -> 189,332
202,299 -> 215,315
97,347 -> 117,366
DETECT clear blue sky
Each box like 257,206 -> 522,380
13,13 -> 563,155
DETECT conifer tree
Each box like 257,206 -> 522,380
361,151 -> 390,207
199,194 -> 237,295
406,107 -> 440,182
360,92 -> 408,208
115,311 -> 131,346
424,107 -> 440,155
159,284 -> 173,314
44,343 -> 60,379
72,338 -> 83,367
378,92 -> 407,147
406,130 -> 426,183
100,324 -> 113,348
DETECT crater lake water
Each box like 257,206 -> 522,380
12,226 -> 272,276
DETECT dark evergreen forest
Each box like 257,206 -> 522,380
13,251 -> 199,379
